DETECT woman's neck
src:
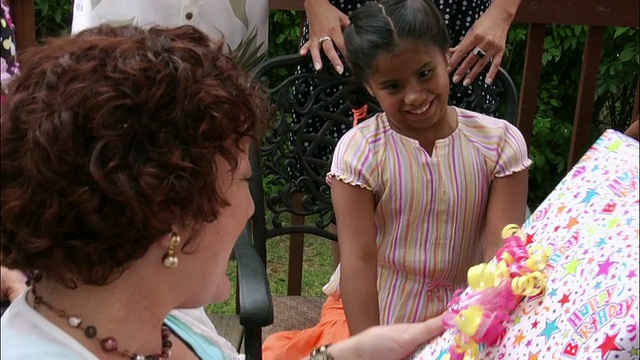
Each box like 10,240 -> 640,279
30,272 -> 174,358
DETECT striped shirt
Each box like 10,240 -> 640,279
325,107 -> 532,325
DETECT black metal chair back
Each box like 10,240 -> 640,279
249,54 -> 519,265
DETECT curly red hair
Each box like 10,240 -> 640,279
1,25 -> 267,287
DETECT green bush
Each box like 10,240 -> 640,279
34,0 -> 73,41
503,24 -> 638,207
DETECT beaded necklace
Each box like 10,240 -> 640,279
29,283 -> 173,360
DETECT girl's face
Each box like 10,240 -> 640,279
365,41 -> 451,140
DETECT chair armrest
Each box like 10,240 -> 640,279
234,227 -> 274,327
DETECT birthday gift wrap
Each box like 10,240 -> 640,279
413,130 -> 639,359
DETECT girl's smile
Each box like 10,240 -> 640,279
366,40 -> 456,146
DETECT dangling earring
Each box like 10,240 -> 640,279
162,232 -> 181,269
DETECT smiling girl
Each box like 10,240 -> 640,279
263,0 -> 531,358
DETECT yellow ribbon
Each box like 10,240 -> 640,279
501,224 -> 524,239
453,334 -> 480,359
467,261 -> 510,290
511,271 -> 547,296
455,305 -> 484,337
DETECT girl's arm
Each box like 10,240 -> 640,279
483,169 -> 530,261
331,179 -> 379,335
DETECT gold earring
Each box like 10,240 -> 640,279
162,232 -> 181,268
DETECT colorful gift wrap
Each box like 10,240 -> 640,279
412,130 -> 639,360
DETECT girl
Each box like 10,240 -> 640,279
262,0 -> 530,357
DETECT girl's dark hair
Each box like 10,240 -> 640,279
344,0 -> 449,84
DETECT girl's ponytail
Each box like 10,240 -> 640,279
349,81 -> 371,126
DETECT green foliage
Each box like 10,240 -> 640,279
34,0 -> 73,41
502,24 -> 639,207
268,10 -> 301,57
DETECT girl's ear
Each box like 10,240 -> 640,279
365,84 -> 374,96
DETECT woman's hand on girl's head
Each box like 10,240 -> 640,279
301,0 -> 350,74
448,0 -> 520,86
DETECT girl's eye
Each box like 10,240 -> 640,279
385,83 -> 400,91
418,70 -> 431,78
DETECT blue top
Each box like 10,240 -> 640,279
165,313 -> 226,360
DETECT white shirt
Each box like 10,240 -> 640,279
71,0 -> 268,56
0,291 -> 243,359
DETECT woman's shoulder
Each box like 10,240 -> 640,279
1,291 -> 98,359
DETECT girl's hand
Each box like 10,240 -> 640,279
301,0 -> 350,74
1,266 -> 28,302
327,314 -> 446,360
448,2 -> 518,86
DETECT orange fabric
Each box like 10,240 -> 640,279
352,105 -> 368,127
262,297 -> 350,360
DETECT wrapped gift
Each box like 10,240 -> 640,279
413,130 -> 639,359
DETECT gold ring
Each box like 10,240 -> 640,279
318,36 -> 332,44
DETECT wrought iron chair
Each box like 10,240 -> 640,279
233,53 -> 521,359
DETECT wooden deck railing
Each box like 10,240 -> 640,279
9,0 -> 640,167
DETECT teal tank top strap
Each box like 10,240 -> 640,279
164,313 -> 227,360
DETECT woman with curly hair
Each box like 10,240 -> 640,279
0,24 -> 264,359
0,24 -> 446,360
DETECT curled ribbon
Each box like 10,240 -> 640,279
443,224 -> 548,360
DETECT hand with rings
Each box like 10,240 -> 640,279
447,3 -> 519,86
300,0 -> 350,74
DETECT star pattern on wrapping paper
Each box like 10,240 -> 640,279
597,237 -> 608,248
562,330 -> 570,339
581,188 -> 599,204
532,320 -> 540,329
563,256 -> 582,276
514,315 -> 522,324
557,204 -> 567,215
514,331 -> 526,345
608,216 -> 621,229
596,331 -> 622,358
627,269 -> 638,280
528,351 -> 540,360
631,347 -> 639,356
607,139 -> 623,151
566,217 -> 579,230
595,281 -> 603,290
558,293 -> 571,307
539,317 -> 561,343
595,256 -> 617,278
548,288 -> 559,298
526,339 -> 533,348
587,257 -> 596,264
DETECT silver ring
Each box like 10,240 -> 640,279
472,47 -> 486,59
318,36 -> 332,45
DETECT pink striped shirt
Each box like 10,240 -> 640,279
325,107 -> 532,325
